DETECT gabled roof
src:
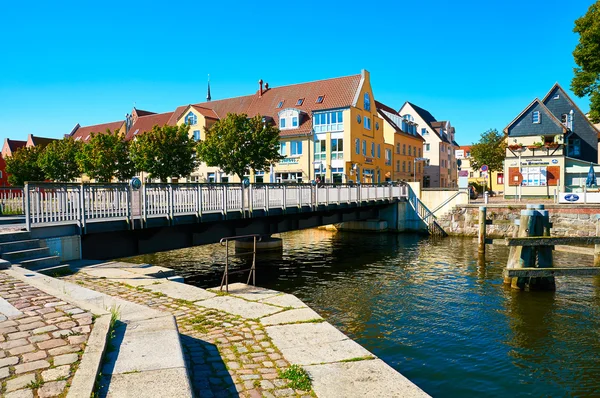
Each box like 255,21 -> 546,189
503,98 -> 567,134
26,134 -> 57,148
542,82 -> 600,136
132,108 -> 156,117
401,102 -> 452,144
71,120 -> 125,141
3,139 -> 26,154
375,100 -> 425,141
125,112 -> 174,141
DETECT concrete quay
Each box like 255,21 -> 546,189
58,260 -> 428,398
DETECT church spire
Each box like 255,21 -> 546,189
206,74 -> 211,102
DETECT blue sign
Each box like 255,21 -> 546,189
130,177 -> 142,190
242,178 -> 250,188
564,194 -> 580,202
551,159 -> 558,164
481,165 -> 488,172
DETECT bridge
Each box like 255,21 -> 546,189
1,182 -> 442,261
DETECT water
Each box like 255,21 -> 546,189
121,230 -> 600,397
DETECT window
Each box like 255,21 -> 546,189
280,118 -> 286,128
279,142 -> 287,156
377,144 -> 381,159
316,96 -> 324,104
277,101 -> 284,108
331,138 -> 344,160
193,130 -> 201,141
418,163 -> 421,173
364,93 -> 371,111
403,144 -> 406,155
208,173 -> 215,183
331,168 -> 343,184
291,141 -> 302,156
385,149 -> 391,166
355,138 -> 360,154
314,111 -> 344,132
371,142 -> 375,157
292,117 -> 298,127
568,138 -> 581,157
314,139 -> 326,161
396,160 -> 400,172
402,161 -> 406,172
421,128 -> 427,136
296,98 -> 304,106
418,148 -> 421,157
362,140 -> 366,156
532,111 -> 541,124
396,143 -> 400,154
521,166 -> 547,186
425,143 -> 430,152
185,112 -> 197,125
364,117 -> 371,130
561,114 -> 568,124
408,146 -> 412,156
408,162 -> 412,173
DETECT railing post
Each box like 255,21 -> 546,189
249,184 -> 254,215
168,184 -> 174,225
283,184 -> 287,212
80,183 -> 87,234
337,185 -> 341,204
326,185 -> 329,206
223,185 -> 228,219
196,183 -> 202,220
265,185 -> 269,214
142,184 -> 148,228
24,183 -> 30,232
127,185 -> 132,230
298,185 -> 301,208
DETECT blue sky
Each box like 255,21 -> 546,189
0,0 -> 595,145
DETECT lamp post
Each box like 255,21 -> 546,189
414,157 -> 429,182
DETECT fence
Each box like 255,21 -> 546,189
0,187 -> 24,215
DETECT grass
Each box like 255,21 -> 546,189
26,376 -> 44,389
278,364 -> 312,391
340,355 -> 375,362
106,305 -> 121,352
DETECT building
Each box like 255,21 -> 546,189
70,120 -> 126,142
0,155 -> 8,186
376,101 -> 425,182
455,145 -> 503,193
25,134 -> 57,149
1,138 -> 26,159
398,102 -> 459,188
171,70 -> 392,184
503,83 -> 600,197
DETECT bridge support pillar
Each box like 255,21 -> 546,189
235,235 -> 283,252
505,204 -> 556,291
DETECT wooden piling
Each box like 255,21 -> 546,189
478,206 -> 486,265
595,215 -> 600,267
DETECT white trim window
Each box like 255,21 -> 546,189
425,143 -> 430,152
185,112 -> 197,125
521,166 -> 547,186
314,139 -> 326,161
331,138 -> 343,160
355,138 -> 360,154
279,109 -> 301,130
364,116 -> 371,130
279,142 -> 287,156
290,141 -> 302,156
385,149 -> 391,166
532,111 -> 541,124
313,111 -> 344,133
193,130 -> 201,141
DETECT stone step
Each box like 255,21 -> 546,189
0,239 -> 42,254
18,256 -> 61,269
0,231 -> 30,243
2,247 -> 51,262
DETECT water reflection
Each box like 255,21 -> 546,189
121,230 -> 600,397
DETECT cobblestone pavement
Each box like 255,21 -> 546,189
62,273 -> 315,398
0,272 -> 94,398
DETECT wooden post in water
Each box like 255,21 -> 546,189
505,204 -> 556,290
595,215 -> 600,267
478,206 -> 486,264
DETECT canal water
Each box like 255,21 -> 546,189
121,230 -> 600,397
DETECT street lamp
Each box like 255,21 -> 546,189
414,157 -> 429,182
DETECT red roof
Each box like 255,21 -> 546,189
5,139 -> 26,153
27,134 -> 58,148
190,105 -> 218,119
71,121 -> 125,142
125,112 -> 174,141
459,145 -> 471,151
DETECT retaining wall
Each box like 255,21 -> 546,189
437,204 -> 600,238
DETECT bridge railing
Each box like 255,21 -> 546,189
0,187 -> 24,215
24,182 -> 408,230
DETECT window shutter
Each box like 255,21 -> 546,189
508,167 -> 522,186
547,166 -> 560,186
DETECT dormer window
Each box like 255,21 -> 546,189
278,108 -> 301,130
185,112 -> 197,125
532,111 -> 541,124
292,117 -> 298,127
277,101 -> 284,108
280,118 -> 286,128
364,93 -> 371,111
316,96 -> 324,104
296,98 -> 304,106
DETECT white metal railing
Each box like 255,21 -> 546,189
0,187 -> 24,215
24,182 -> 408,230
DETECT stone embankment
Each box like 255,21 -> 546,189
437,204 -> 600,238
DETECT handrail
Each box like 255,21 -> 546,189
430,191 -> 468,215
405,184 -> 446,237
219,234 -> 262,293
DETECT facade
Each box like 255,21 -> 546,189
1,138 -> 26,159
25,134 -> 57,149
455,146 -> 503,192
376,101 -> 425,182
0,155 -> 7,186
503,83 -> 600,197
398,102 -> 459,188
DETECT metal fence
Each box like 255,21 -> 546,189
24,182 -> 409,230
0,187 -> 24,215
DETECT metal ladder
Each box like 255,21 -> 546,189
219,234 -> 262,293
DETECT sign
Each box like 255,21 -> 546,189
481,165 -> 488,172
130,177 -> 142,190
458,170 -> 469,177
458,176 -> 469,189
552,159 -> 559,164
364,157 -> 373,164
564,194 -> 579,202
456,150 -> 465,159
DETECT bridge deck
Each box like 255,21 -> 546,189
504,267 -> 600,277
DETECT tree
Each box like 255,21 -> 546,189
5,146 -> 45,185
571,1 -> 600,123
76,130 -> 135,182
468,128 -> 506,191
197,113 -> 284,181
130,124 -> 197,182
37,137 -> 82,182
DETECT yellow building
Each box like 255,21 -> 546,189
456,146 -> 504,193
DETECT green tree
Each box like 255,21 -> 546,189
37,137 -> 82,182
130,124 -> 197,182
468,128 -> 506,191
197,113 -> 284,181
5,146 -> 45,185
76,130 -> 135,182
571,1 -> 600,123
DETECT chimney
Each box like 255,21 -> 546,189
265,82 -> 269,91
259,79 -> 264,97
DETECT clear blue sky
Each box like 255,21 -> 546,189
0,0 -> 595,145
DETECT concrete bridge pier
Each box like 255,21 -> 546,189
234,235 -> 283,252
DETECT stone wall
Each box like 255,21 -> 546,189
437,204 -> 600,238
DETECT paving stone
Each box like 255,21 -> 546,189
16,316 -> 42,325
51,329 -> 72,338
0,366 -> 10,379
48,344 -> 81,356
37,338 -> 66,350
53,353 -> 78,366
0,355 -> 19,368
22,350 -> 47,362
9,344 -> 35,356
5,389 -> 34,398
274,388 -> 295,397
6,373 -> 36,391
38,380 -> 67,398
14,359 -> 50,374
32,325 -> 58,334
67,335 -> 87,344
56,321 -> 76,329
261,380 -> 275,389
28,334 -> 50,343
41,365 -> 71,381
0,338 -> 28,350
72,325 -> 90,334
6,331 -> 30,340
17,321 -> 46,332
